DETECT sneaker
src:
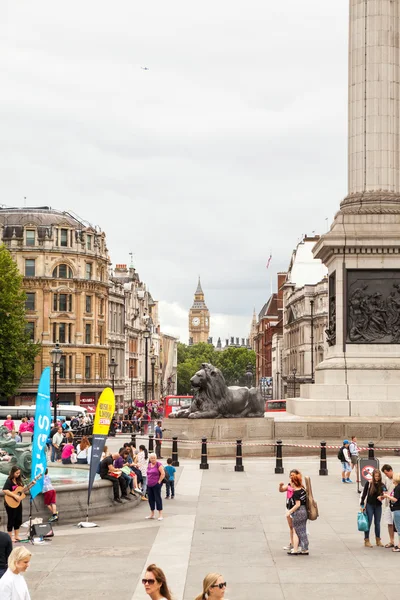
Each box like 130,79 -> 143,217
171,496 -> 174,499
342,478 -> 346,483
165,496 -> 169,499
157,517 -> 163,521
300,550 -> 309,555
283,544 -> 293,551
48,515 -> 58,523
133,488 -> 142,494
346,479 -> 353,483
141,496 -> 147,501
287,549 -> 300,555
114,498 -> 123,504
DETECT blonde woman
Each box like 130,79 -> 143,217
0,546 -> 32,599
195,573 -> 227,600
146,453 -> 165,521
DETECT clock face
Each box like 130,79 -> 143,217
192,317 -> 200,326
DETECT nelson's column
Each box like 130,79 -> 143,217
287,0 -> 400,417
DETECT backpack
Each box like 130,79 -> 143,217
305,475 -> 319,521
337,446 -> 345,462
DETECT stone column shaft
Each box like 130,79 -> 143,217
346,0 -> 400,203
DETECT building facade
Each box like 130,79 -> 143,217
0,207 -> 109,406
254,273 -> 285,386
188,278 -> 210,344
281,236 -> 328,398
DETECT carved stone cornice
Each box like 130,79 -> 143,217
340,191 -> 400,214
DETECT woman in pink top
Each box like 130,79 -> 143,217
18,418 -> 29,434
61,442 -> 75,464
3,416 -> 15,432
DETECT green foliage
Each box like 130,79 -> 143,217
0,245 -> 41,398
176,342 -> 256,394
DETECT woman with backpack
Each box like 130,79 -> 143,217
286,471 -> 309,555
361,468 -> 386,547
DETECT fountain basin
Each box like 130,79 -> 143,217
0,464 -> 141,524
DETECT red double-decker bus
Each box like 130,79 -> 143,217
164,395 -> 193,418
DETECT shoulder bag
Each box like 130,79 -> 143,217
305,475 -> 319,521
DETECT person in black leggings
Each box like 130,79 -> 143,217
2,466 -> 24,542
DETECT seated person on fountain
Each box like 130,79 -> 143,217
42,469 -> 59,522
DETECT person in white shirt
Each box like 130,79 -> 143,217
349,435 -> 359,477
76,436 -> 92,465
0,546 -> 31,600
382,464 -> 396,548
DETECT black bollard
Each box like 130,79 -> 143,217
368,441 -> 375,459
172,437 -> 179,467
200,437 -> 209,470
131,433 -> 136,446
274,440 -> 284,474
319,441 -> 329,476
234,439 -> 244,472
149,434 -> 154,453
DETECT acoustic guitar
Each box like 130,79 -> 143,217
4,473 -> 43,508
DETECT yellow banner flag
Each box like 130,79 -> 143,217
93,387 -> 115,436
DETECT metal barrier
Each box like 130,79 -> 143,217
368,441 -> 375,459
319,441 -> 328,476
148,434 -> 154,453
274,440 -> 284,474
172,437 -> 179,467
234,439 -> 244,472
199,437 -> 209,470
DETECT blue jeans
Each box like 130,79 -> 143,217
51,445 -> 59,462
365,503 -> 382,539
165,480 -> 175,498
392,510 -> 400,535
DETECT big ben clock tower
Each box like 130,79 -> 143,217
189,277 -> 210,344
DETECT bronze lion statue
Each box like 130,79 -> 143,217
170,363 -> 265,419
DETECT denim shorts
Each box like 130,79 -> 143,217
341,461 -> 351,471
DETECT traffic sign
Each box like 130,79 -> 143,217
359,458 -> 380,488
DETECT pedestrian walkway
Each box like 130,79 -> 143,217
22,456 -> 400,600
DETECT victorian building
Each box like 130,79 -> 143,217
253,273 -> 285,387
0,206 -> 109,406
188,278 -> 210,344
282,236 -> 328,398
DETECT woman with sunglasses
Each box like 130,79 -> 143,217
142,563 -> 172,600
195,573 -> 227,600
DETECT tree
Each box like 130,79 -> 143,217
176,342 -> 256,394
0,245 -> 41,398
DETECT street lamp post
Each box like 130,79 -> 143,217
151,355 -> 156,401
144,331 -> 150,413
130,365 -> 134,408
276,371 -> 280,400
310,298 -> 315,383
50,342 -> 63,426
109,356 -> 117,392
292,367 -> 297,397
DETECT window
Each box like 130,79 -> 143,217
25,293 -> 35,311
52,323 -> 71,344
86,235 -> 92,250
99,298 -> 104,315
85,295 -> 92,313
68,355 -> 73,379
85,356 -> 91,380
59,356 -> 66,379
53,294 -> 72,312
98,324 -> 104,345
59,323 -> 66,343
26,322 -> 35,340
52,264 -> 73,279
85,323 -> 91,344
60,229 -> 68,247
25,230 -> 35,246
25,259 -> 35,277
85,263 -> 92,280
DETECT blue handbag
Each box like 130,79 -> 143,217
357,510 -> 369,532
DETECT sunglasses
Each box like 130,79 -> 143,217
211,582 -> 227,590
142,579 -> 156,585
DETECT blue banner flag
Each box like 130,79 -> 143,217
30,367 -> 51,499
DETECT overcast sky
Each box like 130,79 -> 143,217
1,1 -> 349,343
